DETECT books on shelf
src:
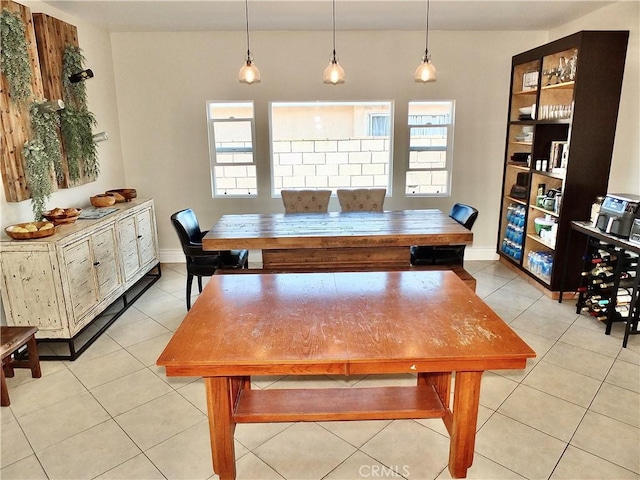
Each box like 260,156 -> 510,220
550,141 -> 568,170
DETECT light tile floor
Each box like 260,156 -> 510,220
2,261 -> 639,480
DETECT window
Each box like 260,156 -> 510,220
207,101 -> 257,196
270,101 -> 392,194
406,101 -> 455,196
368,113 -> 390,137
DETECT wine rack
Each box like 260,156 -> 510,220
576,238 -> 640,347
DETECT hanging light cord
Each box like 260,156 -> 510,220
331,0 -> 337,60
245,0 -> 251,60
424,0 -> 430,57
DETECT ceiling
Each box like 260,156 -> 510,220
42,0 -> 618,33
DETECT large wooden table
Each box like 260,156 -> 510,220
202,210 -> 473,271
157,271 -> 535,479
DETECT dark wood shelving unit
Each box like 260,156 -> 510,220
497,30 -> 629,292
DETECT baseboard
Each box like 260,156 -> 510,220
465,247 -> 499,261
160,249 -> 186,264
160,247 -> 499,264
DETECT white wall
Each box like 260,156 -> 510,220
111,4 -> 639,262
548,1 -> 639,196
111,29 -> 548,260
1,1 -> 126,227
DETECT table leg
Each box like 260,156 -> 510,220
205,377 -> 237,480
1,367 -> 9,406
448,371 -> 483,478
26,336 -> 41,379
417,372 -> 451,408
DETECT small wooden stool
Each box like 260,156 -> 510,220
1,326 -> 41,407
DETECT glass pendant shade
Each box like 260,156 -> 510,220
323,56 -> 345,85
414,56 -> 437,82
324,0 -> 344,85
239,58 -> 261,84
415,0 -> 436,83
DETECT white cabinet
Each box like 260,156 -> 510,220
60,224 -> 122,335
0,199 -> 160,355
117,205 -> 158,285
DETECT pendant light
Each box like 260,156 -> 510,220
414,0 -> 437,83
239,0 -> 260,84
323,0 -> 345,85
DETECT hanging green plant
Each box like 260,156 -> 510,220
23,140 -> 52,220
60,44 -> 99,180
0,8 -> 33,104
60,105 -> 98,180
30,102 -> 64,184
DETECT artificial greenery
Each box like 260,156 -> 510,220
30,102 -> 64,184
0,8 -> 32,104
23,140 -> 52,220
60,44 -> 99,180
62,45 -> 88,108
61,105 -> 98,180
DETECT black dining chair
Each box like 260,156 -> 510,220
410,203 -> 478,267
171,208 -> 249,310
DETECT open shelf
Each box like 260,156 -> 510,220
234,385 -> 446,423
513,89 -> 538,95
530,204 -> 559,217
527,233 -> 556,250
497,32 -> 628,292
541,80 -> 575,90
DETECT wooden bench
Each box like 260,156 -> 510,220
216,264 -> 476,292
1,326 -> 41,407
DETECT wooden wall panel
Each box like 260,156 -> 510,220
0,0 -> 45,202
32,13 -> 77,104
33,12 -> 80,188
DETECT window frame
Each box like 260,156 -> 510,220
405,100 -> 455,197
206,100 -> 258,198
268,100 -> 394,197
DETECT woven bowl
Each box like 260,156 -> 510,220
5,221 -> 56,240
106,188 -> 137,202
43,208 -> 82,225
90,194 -> 117,208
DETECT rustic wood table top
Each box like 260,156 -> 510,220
158,271 -> 534,376
202,209 -> 473,251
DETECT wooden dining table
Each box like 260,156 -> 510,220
202,209 -> 473,271
157,270 -> 535,479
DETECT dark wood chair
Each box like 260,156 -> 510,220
171,209 -> 248,310
411,203 -> 478,267
1,326 -> 41,407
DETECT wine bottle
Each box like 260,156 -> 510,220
581,265 -> 614,276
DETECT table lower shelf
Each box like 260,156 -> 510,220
234,385 -> 446,423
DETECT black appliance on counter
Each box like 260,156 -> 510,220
596,193 -> 640,238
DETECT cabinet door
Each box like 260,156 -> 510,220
92,227 -> 121,299
62,239 -> 99,327
0,250 -> 66,334
117,215 -> 141,283
136,208 -> 157,268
